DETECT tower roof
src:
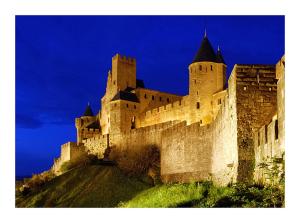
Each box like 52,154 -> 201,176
193,35 -> 217,63
111,91 -> 140,103
216,46 -> 226,64
83,103 -> 94,116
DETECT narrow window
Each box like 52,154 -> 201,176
152,95 -> 154,100
144,94 -> 147,99
126,104 -> 129,108
194,80 -> 196,84
200,120 -> 202,124
131,116 -> 136,129
275,120 -> 279,140
258,132 -> 260,146
167,98 -> 170,103
113,80 -> 116,85
200,65 -> 202,71
197,102 -> 200,109
265,126 -> 268,143
159,97 -> 162,101
197,91 -> 198,95
218,99 -> 221,105
211,65 -> 213,71
134,105 -> 136,109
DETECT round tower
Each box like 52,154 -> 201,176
75,103 -> 95,144
188,33 -> 226,125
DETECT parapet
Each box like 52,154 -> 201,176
112,53 -> 136,65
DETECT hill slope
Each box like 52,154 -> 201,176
16,165 -> 151,207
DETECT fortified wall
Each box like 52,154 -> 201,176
253,56 -> 285,184
234,65 -> 278,183
160,71 -> 238,186
52,142 -> 87,174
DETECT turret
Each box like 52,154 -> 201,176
75,103 -> 96,144
188,32 -> 227,125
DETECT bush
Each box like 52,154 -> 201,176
17,170 -> 56,195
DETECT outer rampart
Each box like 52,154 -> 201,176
234,65 -> 278,183
160,72 -> 238,186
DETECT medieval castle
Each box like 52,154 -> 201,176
52,33 -> 285,186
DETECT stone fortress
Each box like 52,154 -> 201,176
52,32 -> 285,186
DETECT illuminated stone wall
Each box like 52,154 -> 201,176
234,64 -> 278,183
253,56 -> 285,184
160,73 -> 238,186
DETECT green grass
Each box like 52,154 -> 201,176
120,182 -> 234,208
120,182 -> 284,208
16,165 -> 151,207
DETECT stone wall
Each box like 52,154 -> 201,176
140,96 -> 189,127
52,142 -> 87,175
109,121 -> 180,173
234,64 -> 278,183
160,75 -> 238,186
276,56 -> 285,154
82,134 -> 108,158
253,117 -> 282,183
253,56 -> 285,184
161,121 -> 214,183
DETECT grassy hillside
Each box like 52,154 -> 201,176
16,164 -> 284,208
120,182 -> 284,208
16,165 -> 151,207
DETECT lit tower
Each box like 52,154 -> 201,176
188,32 -> 226,125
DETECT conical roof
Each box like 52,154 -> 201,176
83,103 -> 94,116
216,47 -> 226,64
193,35 -> 217,63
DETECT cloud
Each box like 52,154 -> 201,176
16,113 -> 43,129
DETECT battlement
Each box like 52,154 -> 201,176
233,64 -> 277,92
61,142 -> 77,149
112,53 -> 136,65
145,97 -> 187,117
123,120 -> 179,135
82,134 -> 106,144
82,128 -> 100,133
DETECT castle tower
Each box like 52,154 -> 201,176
110,54 -> 137,99
100,54 -> 138,134
188,33 -> 226,125
75,103 -> 96,144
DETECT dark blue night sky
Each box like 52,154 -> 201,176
16,16 -> 284,176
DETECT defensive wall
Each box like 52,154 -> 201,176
52,142 -> 87,175
160,70 -> 238,186
234,64 -> 278,183
140,96 -> 189,127
253,55 -> 285,184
